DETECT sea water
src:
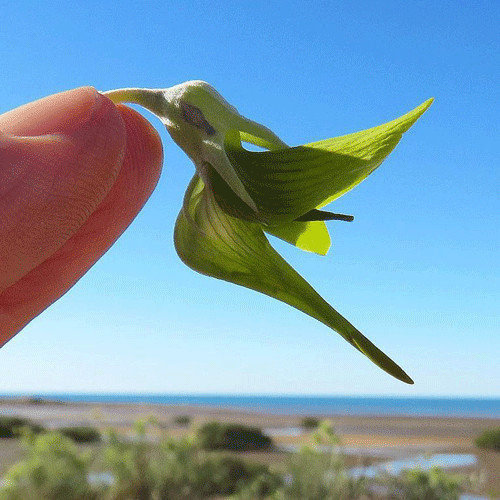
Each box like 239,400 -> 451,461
1,393 -> 499,418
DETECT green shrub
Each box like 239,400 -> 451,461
173,415 -> 191,426
100,428 -> 163,500
0,417 -> 28,438
0,416 -> 44,438
0,431 -> 98,500
276,436 -> 368,499
300,417 -> 320,430
203,455 -> 279,496
59,426 -> 101,443
268,421 -> 369,500
235,469 -> 283,499
100,424 -> 279,499
27,397 -> 45,405
384,467 -> 466,500
196,421 -> 272,451
475,427 -> 500,452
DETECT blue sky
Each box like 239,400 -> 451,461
0,1 -> 498,396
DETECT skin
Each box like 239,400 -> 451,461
0,87 -> 163,347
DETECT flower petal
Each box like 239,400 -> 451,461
265,220 -> 331,255
225,98 -> 434,225
174,175 -> 413,384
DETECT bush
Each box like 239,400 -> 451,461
384,467 -> 466,500
27,397 -> 45,405
275,423 -> 368,500
59,426 -> 101,443
475,427 -> 500,452
200,455 -> 279,497
0,416 -> 44,438
300,417 -> 320,430
101,424 -> 279,499
235,469 -> 283,499
196,421 -> 272,451
0,431 -> 98,500
173,415 -> 191,426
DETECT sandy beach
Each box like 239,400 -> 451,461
1,398 -> 499,496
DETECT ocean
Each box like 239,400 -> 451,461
1,394 -> 499,418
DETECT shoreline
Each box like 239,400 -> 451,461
1,397 -> 498,447
1,394 -> 499,419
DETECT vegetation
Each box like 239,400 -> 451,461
383,467 -> 466,500
195,421 -> 272,451
0,419 -> 477,500
172,415 -> 191,427
271,421 -> 368,499
300,417 -> 320,430
475,427 -> 500,452
26,397 -> 45,405
59,426 -> 101,443
0,431 -> 97,500
0,416 -> 44,439
0,423 -> 280,500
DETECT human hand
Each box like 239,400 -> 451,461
0,87 -> 163,347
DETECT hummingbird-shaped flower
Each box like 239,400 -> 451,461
106,81 -> 433,384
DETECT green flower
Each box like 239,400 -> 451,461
105,81 -> 433,383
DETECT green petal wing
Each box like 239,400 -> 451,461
264,220 -> 331,256
201,160 -> 331,255
174,175 -> 413,384
225,98 -> 433,225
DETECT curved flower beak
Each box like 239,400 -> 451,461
106,82 -> 433,384
105,81 -> 287,213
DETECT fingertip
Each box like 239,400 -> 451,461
0,87 -> 129,294
115,103 -> 164,195
0,89 -> 164,347
0,87 -> 117,137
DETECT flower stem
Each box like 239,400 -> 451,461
103,88 -> 166,118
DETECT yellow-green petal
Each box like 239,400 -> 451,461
174,175 -> 413,384
225,98 -> 434,225
265,220 -> 331,255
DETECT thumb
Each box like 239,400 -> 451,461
0,87 -> 163,346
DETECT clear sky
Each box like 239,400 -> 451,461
0,1 -> 498,396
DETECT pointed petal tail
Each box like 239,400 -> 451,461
174,176 -> 414,384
